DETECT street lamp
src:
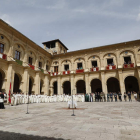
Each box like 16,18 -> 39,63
71,89 -> 76,116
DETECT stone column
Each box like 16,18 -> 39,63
44,74 -> 49,95
136,69 -> 140,91
6,64 -> 14,97
101,72 -> 107,94
23,69 -> 29,94
35,72 -> 40,95
85,73 -> 90,93
118,70 -> 125,95
57,77 -> 61,95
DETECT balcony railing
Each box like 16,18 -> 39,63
39,68 -> 44,73
0,53 -> 7,60
53,72 -> 58,76
106,65 -> 116,70
90,67 -> 99,72
123,63 -> 134,68
63,71 -> 70,75
15,59 -> 23,66
28,64 -> 35,70
76,69 -> 84,73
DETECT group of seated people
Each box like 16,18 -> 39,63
85,91 -> 138,102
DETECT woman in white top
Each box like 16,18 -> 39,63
134,92 -> 137,101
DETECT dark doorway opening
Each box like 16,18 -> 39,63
0,72 -> 3,92
91,61 -> 97,67
63,81 -> 71,95
91,79 -> 102,93
77,63 -> 83,69
29,78 -> 33,95
125,76 -> 139,92
53,81 -> 57,95
13,74 -> 20,92
107,77 -> 120,92
124,56 -> 131,64
76,80 -> 86,94
107,59 -> 113,65
64,65 -> 69,71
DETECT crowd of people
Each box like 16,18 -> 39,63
9,93 -> 85,106
85,91 -> 139,102
0,91 -> 139,109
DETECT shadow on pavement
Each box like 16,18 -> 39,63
0,131 -> 64,140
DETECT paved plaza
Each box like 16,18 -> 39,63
0,101 -> 140,140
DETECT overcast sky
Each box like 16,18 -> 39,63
0,0 -> 140,52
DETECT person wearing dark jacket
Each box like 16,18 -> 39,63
0,92 -> 5,109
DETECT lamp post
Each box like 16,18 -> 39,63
26,92 -> 29,114
71,89 -> 76,116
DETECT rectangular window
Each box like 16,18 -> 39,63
91,61 -> 97,67
77,63 -> 83,69
46,65 -> 49,71
64,65 -> 69,71
0,43 -> 4,53
107,59 -> 114,65
39,62 -> 42,68
28,57 -> 33,65
54,66 -> 58,72
124,56 -> 131,64
15,50 -> 20,60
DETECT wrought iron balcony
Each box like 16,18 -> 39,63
76,69 -> 84,73
90,67 -> 99,72
123,63 -> 134,68
106,65 -> 116,70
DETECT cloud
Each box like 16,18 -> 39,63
137,13 -> 140,21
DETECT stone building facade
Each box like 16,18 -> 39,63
0,19 -> 140,96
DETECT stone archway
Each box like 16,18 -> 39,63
91,79 -> 102,92
29,77 -> 34,95
53,81 -> 57,95
125,76 -> 139,92
107,77 -> 120,92
76,80 -> 86,94
13,73 -> 21,92
63,81 -> 71,95
0,72 -> 3,92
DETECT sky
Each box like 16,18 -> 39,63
0,0 -> 140,52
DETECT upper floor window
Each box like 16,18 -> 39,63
124,56 -> 131,64
107,59 -> 114,66
64,65 -> 69,71
39,62 -> 42,68
54,66 -> 58,72
46,65 -> 49,71
28,57 -> 33,65
0,43 -> 4,53
15,50 -> 20,60
77,63 -> 83,69
91,61 -> 97,67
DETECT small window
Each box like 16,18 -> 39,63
28,57 -> 33,65
0,43 -> 4,53
46,65 -> 49,71
107,59 -> 114,65
39,62 -> 42,68
64,50 -> 65,53
15,50 -> 20,60
77,63 -> 83,69
124,56 -> 131,64
51,42 -> 55,48
91,61 -> 97,67
64,65 -> 69,71
54,66 -> 58,72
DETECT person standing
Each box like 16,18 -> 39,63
0,92 -> 5,109
127,91 -> 132,102
114,92 -> 117,102
134,92 -> 137,101
118,92 -> 122,102
124,92 -> 127,102
107,93 -> 110,102
110,92 -> 113,102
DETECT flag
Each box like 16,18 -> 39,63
8,78 -> 11,103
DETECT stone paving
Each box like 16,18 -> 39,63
0,101 -> 140,140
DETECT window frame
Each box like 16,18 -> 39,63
15,50 -> 21,60
0,43 -> 4,54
